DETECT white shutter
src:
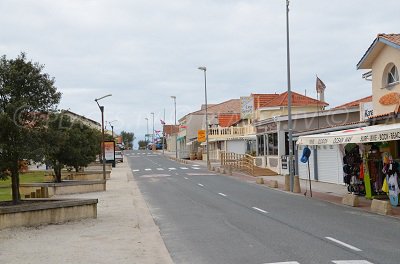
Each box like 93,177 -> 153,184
316,145 -> 343,184
227,140 -> 246,154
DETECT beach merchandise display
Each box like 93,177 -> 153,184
343,145 -> 364,195
382,154 -> 400,207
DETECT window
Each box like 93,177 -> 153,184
257,135 -> 264,156
385,64 -> 399,87
267,133 -> 278,156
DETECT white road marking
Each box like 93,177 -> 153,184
140,174 -> 171,178
144,168 -> 152,171
252,207 -> 268,214
168,168 -> 176,170
332,261 -> 373,264
263,262 -> 300,264
186,173 -> 216,176
156,168 -> 164,171
197,183 -> 204,187
132,169 -> 140,172
180,167 -> 188,170
325,237 -> 362,252
184,177 -> 188,179
218,193 -> 227,197
192,164 -> 200,167
192,167 -> 200,170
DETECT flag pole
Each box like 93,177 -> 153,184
163,108 -> 165,155
316,75 -> 320,130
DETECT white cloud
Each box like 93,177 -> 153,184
1,0 -> 399,141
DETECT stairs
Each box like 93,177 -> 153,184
252,166 -> 277,176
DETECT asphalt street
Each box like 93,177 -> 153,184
126,150 -> 400,264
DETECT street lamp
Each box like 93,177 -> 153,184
198,66 -> 210,169
151,112 -> 155,149
171,96 -> 178,159
94,93 -> 112,181
144,117 -> 149,144
285,0 -> 294,192
107,120 -> 117,140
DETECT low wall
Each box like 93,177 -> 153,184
20,180 -> 106,198
0,199 -> 98,229
86,163 -> 112,171
44,171 -> 111,182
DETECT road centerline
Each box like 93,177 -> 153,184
252,207 -> 268,214
325,237 -> 362,252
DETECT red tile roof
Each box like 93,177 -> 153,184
218,113 -> 241,127
194,99 -> 241,115
334,95 -> 372,109
379,33 -> 400,46
252,94 -> 280,109
164,125 -> 179,135
357,33 -> 400,69
262,91 -> 328,107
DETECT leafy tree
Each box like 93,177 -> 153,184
0,53 -> 61,204
121,131 -> 135,149
138,140 -> 147,149
45,113 -> 101,182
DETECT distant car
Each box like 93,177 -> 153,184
115,151 -> 124,163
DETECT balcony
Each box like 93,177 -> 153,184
208,125 -> 256,140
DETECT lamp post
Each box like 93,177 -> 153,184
144,117 -> 149,145
286,0 -> 294,192
107,120 -> 117,140
198,66 -> 210,169
95,94 -> 112,181
151,112 -> 155,150
171,96 -> 177,159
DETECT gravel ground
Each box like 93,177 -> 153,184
0,161 -> 173,264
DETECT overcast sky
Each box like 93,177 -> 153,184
1,0 -> 399,142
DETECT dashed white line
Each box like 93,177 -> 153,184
325,237 -> 362,252
156,168 -> 164,171
252,207 -> 268,214
168,168 -> 176,170
218,193 -> 227,197
132,169 -> 140,172
197,183 -> 204,187
184,177 -> 189,179
144,168 -> 152,171
332,261 -> 373,264
192,164 -> 200,167
192,167 -> 200,170
180,167 -> 188,170
263,262 -> 299,264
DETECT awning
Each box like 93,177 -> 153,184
297,123 -> 400,146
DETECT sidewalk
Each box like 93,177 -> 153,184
161,150 -> 400,219
0,161 -> 173,264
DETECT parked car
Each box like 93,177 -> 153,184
115,151 -> 124,163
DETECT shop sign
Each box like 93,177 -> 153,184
281,155 -> 288,169
198,130 -> 206,142
240,96 -> 254,119
297,123 -> 400,146
360,102 -> 374,120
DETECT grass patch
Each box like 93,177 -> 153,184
0,171 -> 47,202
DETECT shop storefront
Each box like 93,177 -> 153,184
297,123 -> 400,207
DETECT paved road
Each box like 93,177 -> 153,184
126,150 -> 400,264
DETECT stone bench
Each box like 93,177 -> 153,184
20,180 -> 106,198
0,199 -> 98,229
